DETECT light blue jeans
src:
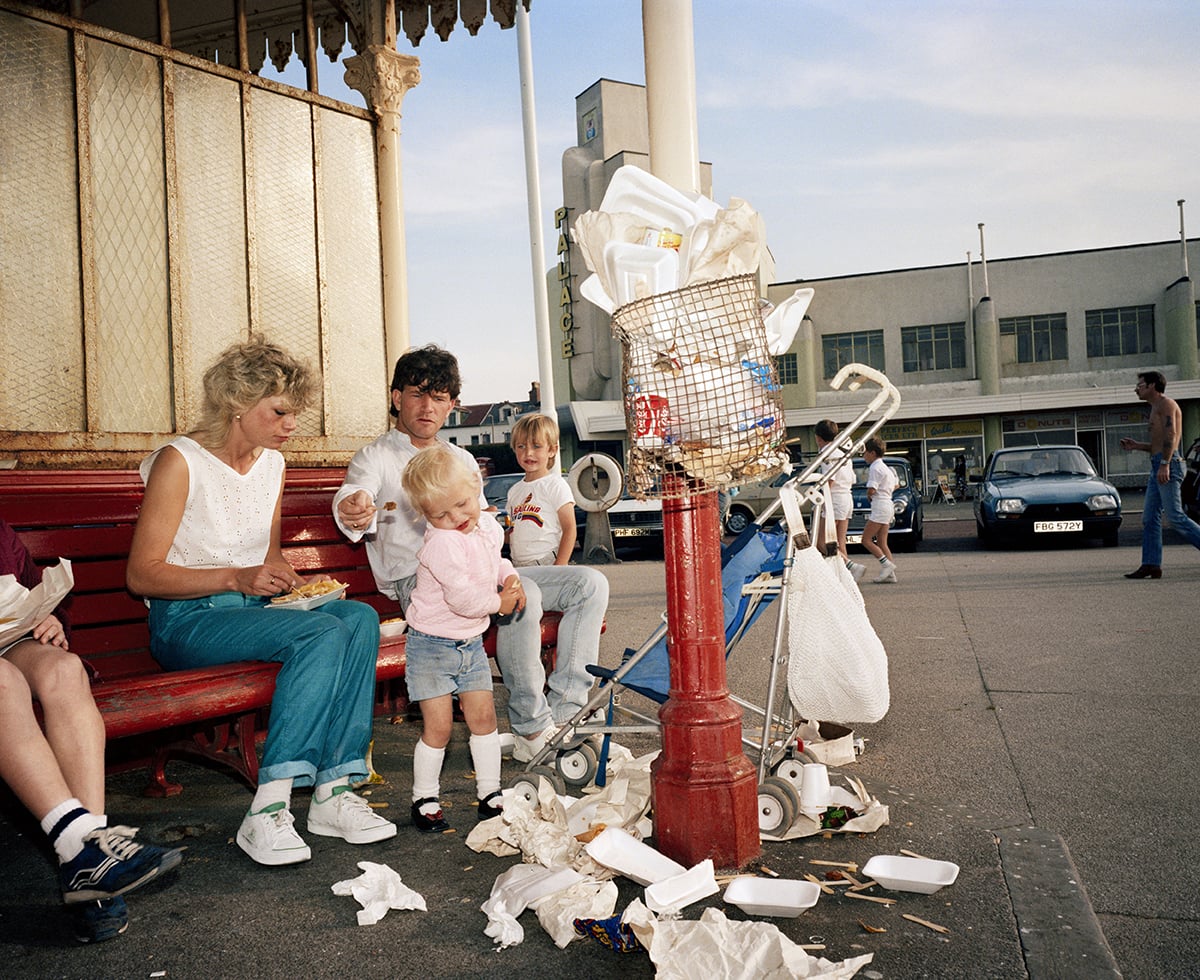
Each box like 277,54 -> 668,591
495,565 -> 609,735
1141,453 -> 1200,566
147,593 -> 380,787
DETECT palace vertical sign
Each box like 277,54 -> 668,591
555,207 -> 575,357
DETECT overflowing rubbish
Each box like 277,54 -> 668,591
572,165 -> 790,497
330,862 -> 426,926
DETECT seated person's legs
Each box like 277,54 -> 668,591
493,575 -> 554,747
518,565 -> 608,725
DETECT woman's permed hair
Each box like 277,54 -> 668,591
191,334 -> 316,449
402,446 -> 480,518
510,413 -> 559,447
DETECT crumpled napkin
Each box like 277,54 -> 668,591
331,861 -> 426,926
480,863 -> 585,949
623,899 -> 874,979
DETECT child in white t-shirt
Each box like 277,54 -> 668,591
505,414 -> 577,567
863,436 -> 899,583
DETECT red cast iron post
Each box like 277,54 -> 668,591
652,478 -> 760,868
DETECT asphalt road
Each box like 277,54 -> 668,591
3,501 -> 1197,978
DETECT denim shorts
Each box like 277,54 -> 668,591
403,627 -> 494,703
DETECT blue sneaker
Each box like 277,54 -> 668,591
71,896 -> 128,944
59,825 -> 184,904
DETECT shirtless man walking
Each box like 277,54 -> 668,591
1120,370 -> 1200,578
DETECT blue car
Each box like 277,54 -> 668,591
974,445 -> 1121,547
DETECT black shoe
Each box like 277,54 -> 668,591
72,896 -> 128,944
477,791 -> 504,821
1124,565 -> 1162,579
410,798 -> 451,834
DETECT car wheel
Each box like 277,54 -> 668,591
976,520 -> 995,547
724,507 -> 752,535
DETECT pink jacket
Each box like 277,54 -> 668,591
406,516 -> 516,640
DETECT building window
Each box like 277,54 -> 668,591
774,353 -> 798,385
821,330 -> 885,378
471,435 -> 480,445
999,313 -> 1068,363
448,436 -> 458,445
901,322 -> 966,373
1085,304 -> 1155,357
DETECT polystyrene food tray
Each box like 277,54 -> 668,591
724,877 -> 820,917
584,827 -> 686,886
862,855 -> 960,894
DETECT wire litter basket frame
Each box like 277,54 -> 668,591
611,273 -> 790,500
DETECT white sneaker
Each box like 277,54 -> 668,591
849,562 -> 867,582
512,728 -> 551,763
237,804 -> 311,866
873,561 -> 897,584
307,785 -> 397,844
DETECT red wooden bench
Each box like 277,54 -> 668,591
0,468 -> 561,796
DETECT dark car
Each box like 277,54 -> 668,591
574,493 -> 664,554
1183,436 -> 1200,524
847,455 -> 924,552
483,472 -> 526,527
973,445 -> 1121,547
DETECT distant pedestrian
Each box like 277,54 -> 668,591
814,419 -> 865,582
862,437 -> 898,583
1120,370 -> 1200,578
954,455 -> 968,500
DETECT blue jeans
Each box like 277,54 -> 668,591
147,593 -> 380,787
495,565 -> 609,734
1141,453 -> 1200,566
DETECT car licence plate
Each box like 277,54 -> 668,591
1034,520 -> 1083,533
612,527 -> 655,537
847,533 -> 863,544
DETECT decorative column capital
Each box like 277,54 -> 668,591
343,45 -> 421,118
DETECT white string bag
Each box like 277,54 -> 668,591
779,485 -> 890,725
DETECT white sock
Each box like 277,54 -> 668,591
469,730 -> 502,800
250,778 -> 293,813
313,775 -> 349,804
412,739 -> 445,812
41,798 -> 105,864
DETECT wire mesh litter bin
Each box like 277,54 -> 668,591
611,273 -> 790,499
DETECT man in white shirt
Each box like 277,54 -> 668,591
334,346 -> 608,762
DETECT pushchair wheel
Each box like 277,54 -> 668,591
757,777 -> 801,835
772,755 -> 816,792
509,765 -> 566,806
555,741 -> 600,788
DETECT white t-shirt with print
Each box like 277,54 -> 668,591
506,473 -> 573,566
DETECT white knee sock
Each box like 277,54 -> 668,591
250,778 -> 293,813
469,730 -> 502,800
313,775 -> 349,804
412,739 -> 445,811
41,798 -> 105,864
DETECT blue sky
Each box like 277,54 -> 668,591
274,0 -> 1200,404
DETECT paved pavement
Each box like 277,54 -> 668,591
3,499 -> 1198,978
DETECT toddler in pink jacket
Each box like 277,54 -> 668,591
401,447 -> 524,833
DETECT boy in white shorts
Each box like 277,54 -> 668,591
862,437 -> 899,583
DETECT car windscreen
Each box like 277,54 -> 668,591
989,449 -> 1096,478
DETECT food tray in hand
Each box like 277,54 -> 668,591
862,855 -> 959,894
267,582 -> 347,611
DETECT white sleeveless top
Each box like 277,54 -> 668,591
139,436 -> 283,569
